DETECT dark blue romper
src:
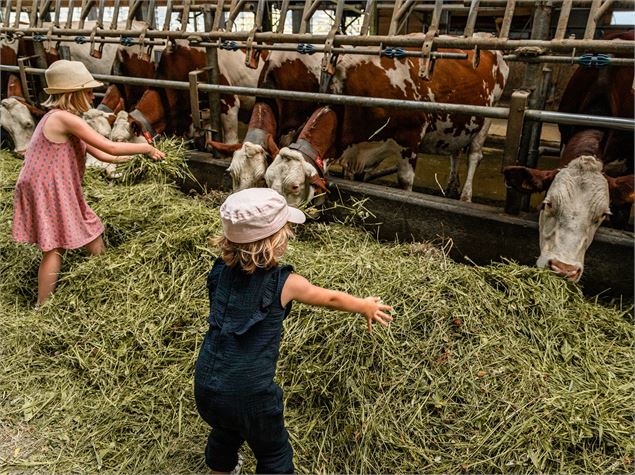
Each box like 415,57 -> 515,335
194,257 -> 295,474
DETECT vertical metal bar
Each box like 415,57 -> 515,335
584,0 -> 603,39
109,0 -> 120,29
204,6 -> 221,142
65,0 -> 76,29
95,0 -> 104,26
516,1 -> 554,210
37,0 -> 53,27
595,0 -> 616,21
180,0 -> 191,32
360,0 -> 376,36
333,0 -> 344,32
29,0 -> 40,27
388,0 -> 404,36
189,71 -> 201,131
499,0 -> 516,39
126,0 -> 141,30
3,0 -> 12,28
162,0 -> 172,30
18,56 -> 32,102
300,0 -> 320,34
212,0 -> 224,31
525,66 -> 552,169
464,0 -> 480,37
503,89 -> 531,215
554,0 -> 573,39
13,0 -> 23,29
226,0 -> 246,31
145,0 -> 155,29
429,0 -> 444,31
254,0 -> 265,29
79,0 -> 95,29
53,0 -> 62,27
276,0 -> 290,33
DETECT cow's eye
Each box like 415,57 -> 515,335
289,184 -> 300,193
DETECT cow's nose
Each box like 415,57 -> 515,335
548,259 -> 582,281
15,149 -> 26,157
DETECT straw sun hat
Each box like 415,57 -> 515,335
44,60 -> 103,94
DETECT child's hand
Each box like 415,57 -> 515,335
146,145 -> 166,161
363,296 -> 393,333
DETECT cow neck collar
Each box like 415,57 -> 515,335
130,109 -> 158,140
244,127 -> 275,164
289,138 -> 325,178
244,127 -> 268,147
97,103 -> 113,114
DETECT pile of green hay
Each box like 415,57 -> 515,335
0,150 -> 633,474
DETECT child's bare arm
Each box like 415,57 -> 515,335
57,112 -> 165,160
85,145 -> 131,164
281,273 -> 393,332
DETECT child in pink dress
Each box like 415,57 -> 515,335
12,60 -> 166,305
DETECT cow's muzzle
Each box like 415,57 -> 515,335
548,259 -> 582,281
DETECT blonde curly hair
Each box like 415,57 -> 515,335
213,224 -> 294,274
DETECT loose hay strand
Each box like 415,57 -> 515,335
0,150 -> 633,474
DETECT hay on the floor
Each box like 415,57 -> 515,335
0,150 -> 633,474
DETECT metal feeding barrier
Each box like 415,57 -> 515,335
1,0 -> 634,217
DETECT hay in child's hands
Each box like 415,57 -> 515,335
117,136 -> 195,185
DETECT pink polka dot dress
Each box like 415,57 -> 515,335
12,109 -> 104,252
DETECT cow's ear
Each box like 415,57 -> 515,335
606,174 -> 635,206
207,140 -> 242,156
266,134 -> 279,158
503,166 -> 559,193
25,104 -> 46,118
309,174 -> 329,194
106,113 -> 117,126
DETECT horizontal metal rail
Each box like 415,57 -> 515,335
525,110 -> 634,130
503,54 -> 635,65
1,28 -> 633,54
3,64 -> 634,131
457,0 -> 634,5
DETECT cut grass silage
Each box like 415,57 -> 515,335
1,150 -> 633,474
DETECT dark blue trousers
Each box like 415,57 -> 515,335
195,385 -> 294,474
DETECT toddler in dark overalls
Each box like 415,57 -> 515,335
194,188 -> 393,474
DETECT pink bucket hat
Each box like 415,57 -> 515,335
220,188 -> 306,243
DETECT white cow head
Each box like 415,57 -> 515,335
535,156 -> 612,281
83,108 -> 113,137
265,147 -> 326,207
110,110 -> 133,142
228,142 -> 270,191
0,98 -> 35,155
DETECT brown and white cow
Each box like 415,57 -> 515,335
266,106 -> 336,206
121,41 -> 263,144
503,30 -> 634,280
203,51 -> 323,191
208,102 -> 279,190
264,34 -> 507,204
1,75 -> 45,154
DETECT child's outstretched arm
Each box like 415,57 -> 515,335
281,273 -> 393,333
84,145 -> 132,164
53,111 -> 165,160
